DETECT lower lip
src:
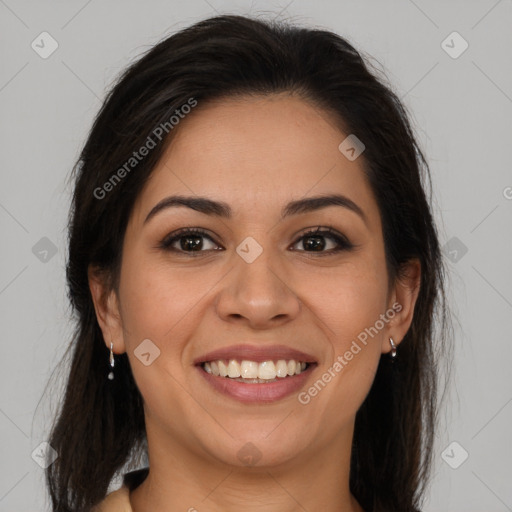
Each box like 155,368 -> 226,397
196,364 -> 316,404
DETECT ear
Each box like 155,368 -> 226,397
382,258 -> 421,354
88,265 -> 126,354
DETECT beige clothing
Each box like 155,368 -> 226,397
92,468 -> 148,512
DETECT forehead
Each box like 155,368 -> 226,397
130,93 -> 380,228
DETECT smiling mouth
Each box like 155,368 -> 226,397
200,358 -> 311,383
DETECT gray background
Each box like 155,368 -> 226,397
1,1 -> 511,510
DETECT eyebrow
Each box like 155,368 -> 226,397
143,193 -> 367,226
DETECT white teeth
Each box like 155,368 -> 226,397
227,359 -> 240,378
241,360 -> 258,378
218,360 -> 228,377
202,358 -> 309,380
275,360 -> 288,378
258,361 -> 276,380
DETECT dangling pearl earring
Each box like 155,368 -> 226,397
108,341 -> 115,380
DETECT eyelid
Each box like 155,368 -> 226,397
289,226 -> 354,253
158,227 -> 221,255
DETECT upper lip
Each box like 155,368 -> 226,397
194,344 -> 318,365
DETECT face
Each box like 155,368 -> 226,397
90,93 -> 419,471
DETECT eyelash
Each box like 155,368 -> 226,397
158,226 -> 355,257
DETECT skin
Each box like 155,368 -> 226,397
89,93 -> 420,512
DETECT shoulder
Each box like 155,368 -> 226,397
92,468 -> 149,512
91,485 -> 132,512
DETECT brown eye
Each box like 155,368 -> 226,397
159,228 -> 221,254
290,227 -> 353,255
158,226 -> 354,257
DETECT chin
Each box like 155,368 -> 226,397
200,427 -> 306,470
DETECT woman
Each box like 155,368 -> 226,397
46,14 -> 451,512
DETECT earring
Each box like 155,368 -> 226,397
108,341 -> 115,380
389,337 -> 397,360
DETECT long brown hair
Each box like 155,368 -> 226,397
46,14 -> 452,511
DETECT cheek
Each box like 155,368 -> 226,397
303,253 -> 389,342
117,253 -> 228,406
117,256 -> 209,421
297,252 -> 388,406
118,254 -> 215,344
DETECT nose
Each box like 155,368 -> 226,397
215,246 -> 301,330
